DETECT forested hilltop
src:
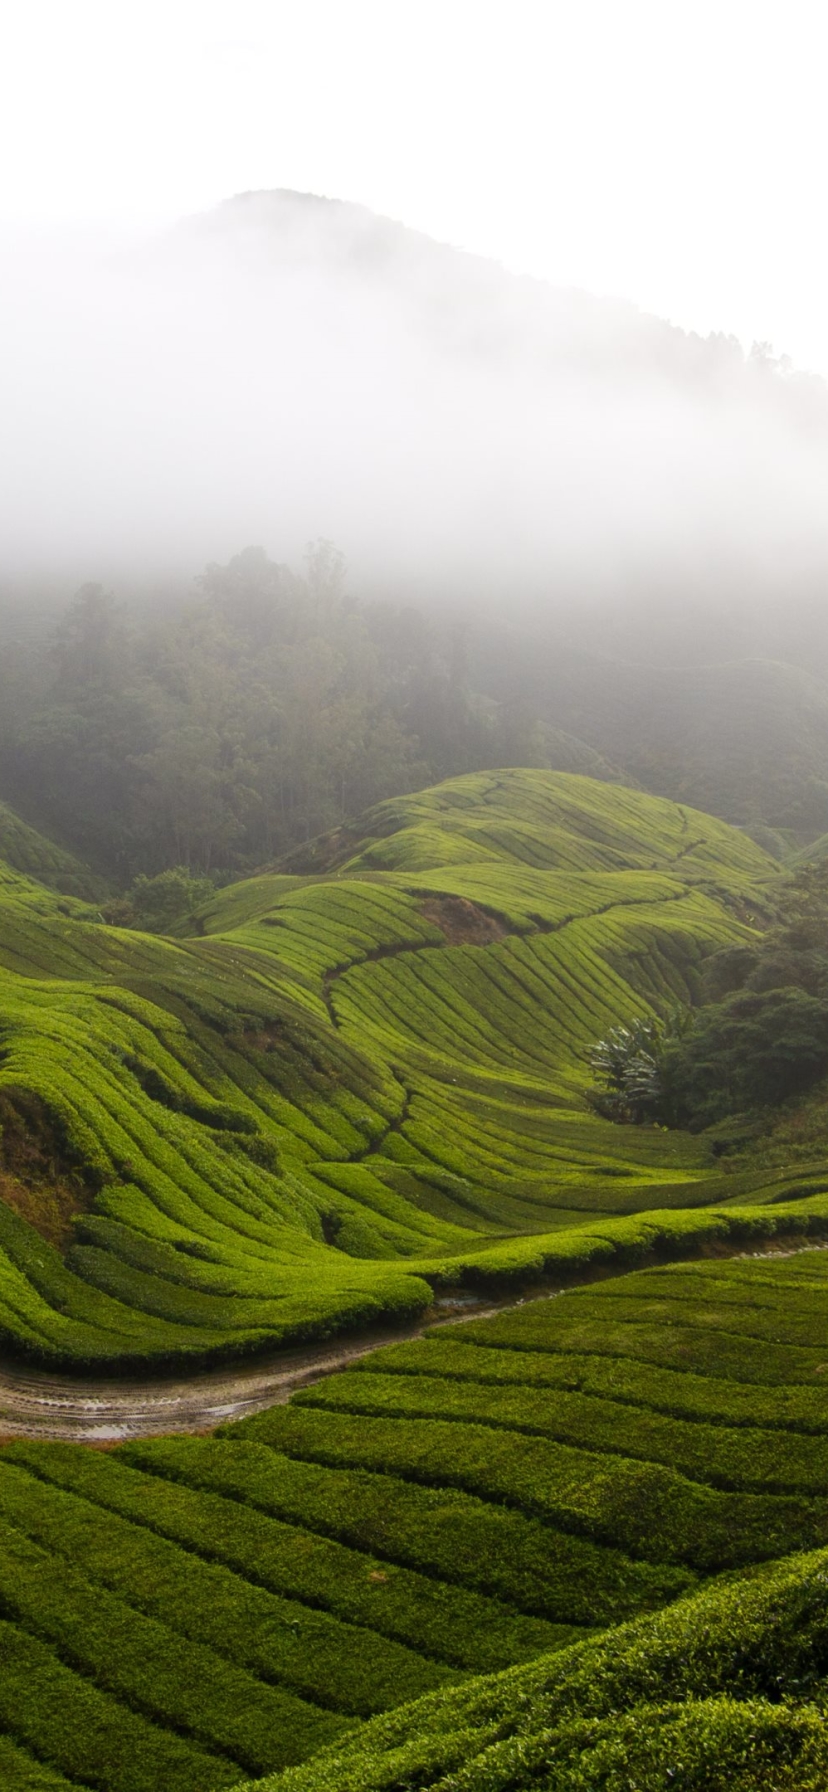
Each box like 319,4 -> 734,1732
7,542 -> 828,889
0,548 -> 618,884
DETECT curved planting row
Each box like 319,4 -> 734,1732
232,1542 -> 828,1792
3,1244 -> 828,1787
0,768 -> 805,1367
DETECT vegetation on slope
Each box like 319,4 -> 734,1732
0,767 -> 816,1370
234,1542 -> 828,1792
233,1248 -> 828,1564
0,558 -> 620,881
9,538 -> 828,886
0,801 -> 101,900
4,1246 -> 828,1787
479,634 -> 828,845
589,859 -> 828,1128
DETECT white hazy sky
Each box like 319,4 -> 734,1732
3,0 -> 828,373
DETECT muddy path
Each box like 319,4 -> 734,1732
0,1294 -> 497,1444
1,1238 -> 826,1443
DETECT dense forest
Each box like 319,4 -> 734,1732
9,541 -> 828,901
0,545 -> 563,886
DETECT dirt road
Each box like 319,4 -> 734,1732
0,1239 -> 825,1443
0,1295 -> 493,1443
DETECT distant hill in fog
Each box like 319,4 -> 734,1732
5,189 -> 828,856
505,649 -> 828,849
4,186 -> 828,596
183,189 -> 827,414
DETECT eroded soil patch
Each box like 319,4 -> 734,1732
418,895 -> 509,945
0,1089 -> 97,1250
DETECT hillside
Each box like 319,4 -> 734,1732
5,771 -> 828,1788
0,802 -> 102,901
190,190 -> 827,429
236,1538 -> 828,1791
477,639 -> 828,847
4,1243 -> 828,1786
0,766 -> 820,1372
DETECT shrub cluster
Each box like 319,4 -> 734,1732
230,1545 -> 828,1792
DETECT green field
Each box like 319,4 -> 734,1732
3,766 -> 827,1371
1,1249 -> 828,1787
235,1540 -> 828,1791
3,770 -> 828,1787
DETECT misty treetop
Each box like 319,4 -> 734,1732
0,544 -> 548,881
9,537 -> 828,886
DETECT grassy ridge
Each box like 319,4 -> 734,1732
0,802 -> 102,900
0,769 -> 801,1367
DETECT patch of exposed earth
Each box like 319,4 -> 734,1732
0,1296 -> 494,1443
0,1238 -> 826,1443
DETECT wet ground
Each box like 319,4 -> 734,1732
1,1240 -> 826,1443
0,1293 -> 495,1443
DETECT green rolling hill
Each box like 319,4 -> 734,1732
234,1544 -> 828,1792
1,766 -> 821,1372
0,802 -> 102,901
3,771 -> 828,1788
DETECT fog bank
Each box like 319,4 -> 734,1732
3,190 -> 828,608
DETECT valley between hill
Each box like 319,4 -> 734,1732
4,770 -> 828,1790
3,766 -> 826,1376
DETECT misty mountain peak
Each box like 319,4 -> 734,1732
1,190 -> 826,589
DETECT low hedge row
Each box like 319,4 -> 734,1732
229,1542 -> 828,1792
457,1303 -> 828,1385
6,1444 -> 555,1676
377,1335 -> 828,1434
557,1287 -> 828,1353
418,1204 -> 828,1294
0,1617 -> 234,1792
0,1731 -> 81,1791
627,1260 -> 828,1310
0,1515 -> 334,1777
238,1404 -> 828,1569
621,1256 -> 828,1303
247,1695 -> 828,1792
122,1436 -> 693,1626
292,1367 -> 828,1495
0,1457 -> 446,1718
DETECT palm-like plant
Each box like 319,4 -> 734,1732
588,1011 -> 689,1124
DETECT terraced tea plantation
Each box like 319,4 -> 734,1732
3,1248 -> 828,1787
4,770 -> 828,1788
237,1539 -> 828,1792
2,766 -> 825,1372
